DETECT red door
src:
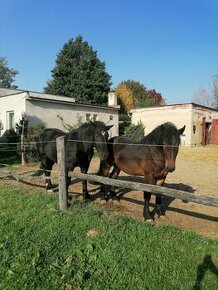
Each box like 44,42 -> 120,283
201,117 -> 206,146
211,119 -> 218,144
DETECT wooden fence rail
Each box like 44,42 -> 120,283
69,172 -> 218,208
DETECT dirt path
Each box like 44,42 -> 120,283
1,145 -> 218,239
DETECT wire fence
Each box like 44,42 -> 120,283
1,136 -> 218,212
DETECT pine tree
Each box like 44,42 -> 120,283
44,36 -> 111,104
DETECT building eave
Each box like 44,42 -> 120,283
130,102 -> 218,113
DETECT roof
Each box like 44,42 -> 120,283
0,87 -> 76,102
130,102 -> 218,113
0,88 -> 119,111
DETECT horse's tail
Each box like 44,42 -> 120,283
32,168 -> 44,176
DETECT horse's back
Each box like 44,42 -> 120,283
37,128 -> 66,141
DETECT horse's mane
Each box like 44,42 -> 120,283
141,122 -> 177,145
79,121 -> 108,130
68,121 -> 107,139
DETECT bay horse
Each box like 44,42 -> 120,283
98,122 -> 185,221
32,121 -> 113,199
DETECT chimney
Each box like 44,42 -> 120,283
108,92 -> 120,108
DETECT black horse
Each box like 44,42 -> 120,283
98,122 -> 185,221
33,121 -> 113,199
0,129 -> 19,157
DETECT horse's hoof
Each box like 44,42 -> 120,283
158,214 -> 168,221
103,194 -> 111,202
46,189 -> 54,193
145,219 -> 155,225
99,199 -> 107,205
112,199 -> 120,206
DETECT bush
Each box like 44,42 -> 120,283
124,121 -> 145,141
24,123 -> 45,163
119,113 -> 131,135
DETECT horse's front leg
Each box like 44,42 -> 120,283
66,168 -> 71,195
98,160 -> 112,200
143,174 -> 155,222
81,166 -> 91,200
155,177 -> 167,217
109,165 -> 121,198
143,192 -> 153,221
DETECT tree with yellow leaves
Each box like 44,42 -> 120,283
116,80 -> 165,113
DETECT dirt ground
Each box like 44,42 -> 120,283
1,145 -> 218,239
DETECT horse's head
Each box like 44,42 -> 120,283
92,122 -> 113,160
161,123 -> 185,172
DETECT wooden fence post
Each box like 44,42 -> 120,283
56,136 -> 68,211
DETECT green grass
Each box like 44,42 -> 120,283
0,184 -> 218,290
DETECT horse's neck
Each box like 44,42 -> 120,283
68,128 -> 94,149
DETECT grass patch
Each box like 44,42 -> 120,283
0,184 -> 218,290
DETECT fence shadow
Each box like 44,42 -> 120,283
193,254 -> 218,289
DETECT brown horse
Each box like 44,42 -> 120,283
98,122 -> 185,221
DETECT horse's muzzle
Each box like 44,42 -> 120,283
165,163 -> 175,172
99,152 -> 108,161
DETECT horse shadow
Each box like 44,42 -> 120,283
89,176 -> 218,222
193,254 -> 218,289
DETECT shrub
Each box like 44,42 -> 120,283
24,123 -> 45,163
124,121 -> 145,141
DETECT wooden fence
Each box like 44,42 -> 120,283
56,136 -> 218,211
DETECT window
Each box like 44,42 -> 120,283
93,114 -> 98,121
86,113 -> 91,122
7,111 -> 15,129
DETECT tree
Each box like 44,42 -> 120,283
0,57 -> 18,88
193,87 -> 213,108
116,80 -> 165,113
213,75 -> 218,109
193,75 -> 218,110
44,36 -> 112,104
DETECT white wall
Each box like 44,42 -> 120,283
0,89 -> 119,138
26,99 -> 119,138
131,104 -> 218,146
0,92 -> 27,134
131,105 -> 191,146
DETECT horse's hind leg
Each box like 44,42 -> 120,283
44,159 -> 55,192
143,192 -> 153,222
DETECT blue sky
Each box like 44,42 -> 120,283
0,0 -> 217,104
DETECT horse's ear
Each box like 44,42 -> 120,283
178,125 -> 186,135
106,125 -> 113,131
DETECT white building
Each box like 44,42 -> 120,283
0,88 -> 119,138
131,103 -> 218,146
